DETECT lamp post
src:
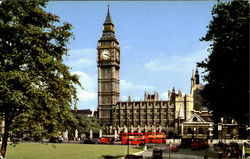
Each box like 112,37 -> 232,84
127,113 -> 129,155
218,124 -> 222,142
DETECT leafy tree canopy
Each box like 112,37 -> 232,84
197,0 -> 249,124
0,1 -> 81,157
73,113 -> 100,137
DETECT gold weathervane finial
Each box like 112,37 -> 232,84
107,0 -> 110,9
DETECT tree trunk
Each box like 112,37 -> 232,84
0,117 -> 10,158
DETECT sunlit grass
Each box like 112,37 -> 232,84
2,143 -> 143,159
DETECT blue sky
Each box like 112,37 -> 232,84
46,1 -> 216,110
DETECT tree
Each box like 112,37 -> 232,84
0,1 -> 81,157
73,113 -> 100,139
197,0 -> 249,124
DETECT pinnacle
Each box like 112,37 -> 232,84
104,5 -> 113,25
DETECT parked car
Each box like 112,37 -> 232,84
49,137 -> 63,143
179,138 -> 192,148
170,145 -> 180,152
83,139 -> 98,144
125,154 -> 143,159
190,141 -> 199,150
190,139 -> 209,150
152,148 -> 163,159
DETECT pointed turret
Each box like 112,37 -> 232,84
102,5 -> 115,34
191,69 -> 195,79
128,95 -> 131,102
190,68 -> 201,96
99,5 -> 118,43
195,68 -> 200,84
104,5 -> 113,25
172,87 -> 175,93
74,102 -> 77,113
178,89 -> 182,97
168,89 -> 171,99
191,69 -> 195,86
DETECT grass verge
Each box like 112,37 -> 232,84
1,143 -> 143,159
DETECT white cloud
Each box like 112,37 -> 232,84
72,71 -> 97,108
66,48 -> 96,69
78,91 -> 96,101
73,71 -> 95,90
120,79 -> 155,91
145,48 -> 209,72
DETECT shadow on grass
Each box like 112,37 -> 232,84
102,145 -> 144,159
103,155 -> 123,159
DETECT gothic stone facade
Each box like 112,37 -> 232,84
112,90 -> 195,134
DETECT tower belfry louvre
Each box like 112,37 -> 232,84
97,6 -> 201,135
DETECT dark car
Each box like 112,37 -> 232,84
190,139 -> 209,150
125,154 -> 143,159
83,139 -> 98,144
180,138 -> 192,148
49,137 -> 63,143
152,148 -> 163,159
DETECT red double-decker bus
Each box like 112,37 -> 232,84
121,133 -> 144,145
145,132 -> 166,144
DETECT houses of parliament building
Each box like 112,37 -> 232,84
97,6 -> 206,136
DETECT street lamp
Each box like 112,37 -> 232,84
218,124 -> 222,142
127,112 -> 129,155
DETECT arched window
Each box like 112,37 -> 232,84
199,128 -> 203,134
188,128 -> 192,134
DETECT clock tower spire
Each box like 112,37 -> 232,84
97,5 -> 120,125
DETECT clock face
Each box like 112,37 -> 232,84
101,49 -> 110,60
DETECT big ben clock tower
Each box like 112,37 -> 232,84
97,5 -> 120,125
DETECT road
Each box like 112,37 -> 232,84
136,143 -> 221,159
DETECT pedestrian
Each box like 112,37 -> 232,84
227,147 -> 232,158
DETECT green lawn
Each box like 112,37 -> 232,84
2,143 -> 143,159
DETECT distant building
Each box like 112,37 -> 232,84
72,108 -> 97,117
181,112 -> 213,139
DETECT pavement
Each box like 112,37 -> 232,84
135,143 -> 221,159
